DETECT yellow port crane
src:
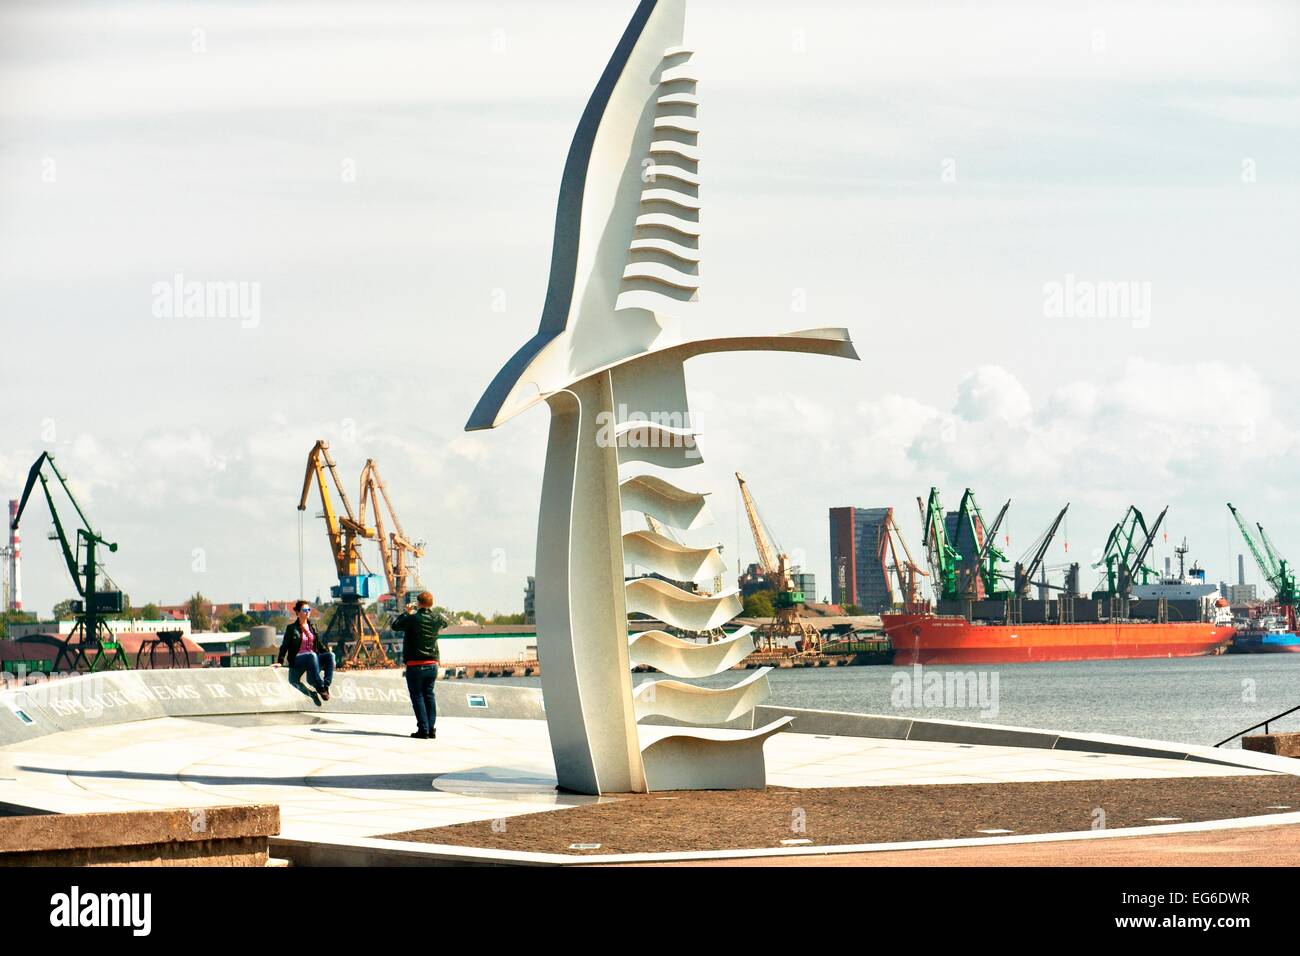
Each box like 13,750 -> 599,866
297,440 -> 390,668
299,440 -> 370,579
359,458 -> 425,608
881,510 -> 928,609
735,472 -> 822,653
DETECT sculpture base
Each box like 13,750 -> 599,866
638,718 -> 794,791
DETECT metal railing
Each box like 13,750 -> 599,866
1214,703 -> 1300,748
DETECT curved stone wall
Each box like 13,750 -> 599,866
0,668 -> 545,748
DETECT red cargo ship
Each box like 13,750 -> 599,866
882,613 -> 1234,665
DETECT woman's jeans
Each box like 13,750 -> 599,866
289,651 -> 334,693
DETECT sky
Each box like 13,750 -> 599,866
1,0 -> 1298,619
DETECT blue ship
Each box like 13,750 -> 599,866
1231,614 -> 1300,653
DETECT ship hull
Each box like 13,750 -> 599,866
882,613 -> 1234,665
1230,633 -> 1300,653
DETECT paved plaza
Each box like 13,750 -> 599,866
0,711 -> 1268,845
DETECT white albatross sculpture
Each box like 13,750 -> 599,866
466,0 -> 858,794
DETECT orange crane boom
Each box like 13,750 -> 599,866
735,472 -> 782,586
297,440 -> 373,578
880,509 -> 928,607
296,440 -> 391,669
358,458 -> 425,601
734,471 -> 820,653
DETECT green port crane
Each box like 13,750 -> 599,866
1257,523 -> 1298,632
1095,506 -> 1165,595
1126,507 -> 1167,594
1256,523 -> 1294,595
1228,503 -> 1297,629
918,488 -> 962,603
11,452 -> 127,671
952,489 -> 1011,600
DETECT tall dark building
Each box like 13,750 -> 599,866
944,508 -> 988,599
829,507 -> 893,611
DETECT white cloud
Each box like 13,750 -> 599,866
705,360 -> 1299,599
954,365 -> 1033,426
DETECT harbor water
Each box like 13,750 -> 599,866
466,653 -> 1300,749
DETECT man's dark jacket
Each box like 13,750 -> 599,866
391,608 -> 450,663
278,619 -> 328,665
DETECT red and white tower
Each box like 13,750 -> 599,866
7,498 -> 20,612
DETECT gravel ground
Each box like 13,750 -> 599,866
380,774 -> 1300,856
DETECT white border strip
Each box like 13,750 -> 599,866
272,809 -> 1300,867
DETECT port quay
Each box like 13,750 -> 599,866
1,0 -> 1297,940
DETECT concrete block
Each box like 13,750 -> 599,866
0,803 -> 279,866
1242,733 -> 1300,758
0,668 -> 545,748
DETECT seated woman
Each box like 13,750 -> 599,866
274,601 -> 333,703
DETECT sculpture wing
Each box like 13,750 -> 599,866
467,0 -> 692,431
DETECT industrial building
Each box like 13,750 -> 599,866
737,563 -> 814,601
1218,552 -> 1259,605
944,505 -> 989,600
7,618 -> 194,640
437,624 -> 537,665
829,506 -> 893,612
1222,583 -> 1258,605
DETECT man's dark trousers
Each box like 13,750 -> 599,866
405,663 -> 438,735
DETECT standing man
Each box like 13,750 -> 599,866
391,591 -> 449,739
275,600 -> 334,704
